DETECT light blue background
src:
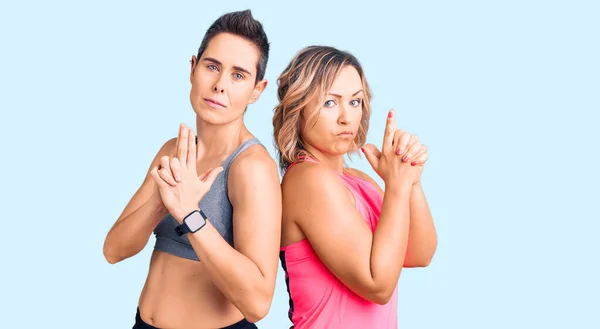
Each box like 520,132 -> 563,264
1,0 -> 598,328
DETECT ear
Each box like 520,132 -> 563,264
189,56 -> 198,84
248,79 -> 268,104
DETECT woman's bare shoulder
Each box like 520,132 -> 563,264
345,167 -> 384,195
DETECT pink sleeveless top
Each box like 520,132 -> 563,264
280,158 -> 398,329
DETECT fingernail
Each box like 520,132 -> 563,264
388,111 -> 393,118
402,155 -> 408,162
396,149 -> 402,155
360,147 -> 365,153
411,161 -> 416,166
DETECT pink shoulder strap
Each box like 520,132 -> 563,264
286,155 -> 319,171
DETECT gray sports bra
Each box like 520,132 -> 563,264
153,138 -> 262,261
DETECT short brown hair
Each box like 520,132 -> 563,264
196,10 -> 269,83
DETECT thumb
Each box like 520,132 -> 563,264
150,166 -> 169,189
361,144 -> 381,170
199,166 -> 224,183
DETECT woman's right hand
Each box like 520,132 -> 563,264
148,124 -> 187,209
361,109 -> 419,189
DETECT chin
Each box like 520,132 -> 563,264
195,106 -> 244,126
325,145 -> 354,156
193,106 -> 223,124
336,141 -> 356,153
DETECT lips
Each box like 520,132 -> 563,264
337,131 -> 354,136
204,98 -> 226,109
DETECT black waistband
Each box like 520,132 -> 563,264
133,308 -> 257,329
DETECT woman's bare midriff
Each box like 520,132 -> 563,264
138,250 -> 245,329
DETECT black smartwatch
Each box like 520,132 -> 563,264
175,210 -> 207,236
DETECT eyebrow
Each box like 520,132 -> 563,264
328,89 -> 364,98
202,57 -> 253,76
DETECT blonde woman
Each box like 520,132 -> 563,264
273,46 -> 437,329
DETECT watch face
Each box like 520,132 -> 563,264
186,211 -> 206,232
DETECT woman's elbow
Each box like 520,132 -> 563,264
103,243 -> 122,264
413,257 -> 433,267
404,253 -> 435,268
406,242 -> 437,267
363,282 -> 396,305
241,288 -> 274,323
420,241 -> 438,266
243,298 -> 271,323
368,288 -> 395,305
103,250 -> 119,264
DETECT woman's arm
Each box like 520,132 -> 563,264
183,147 -> 282,323
347,169 -> 437,267
102,138 -> 175,264
404,182 -> 437,267
284,163 -> 413,305
149,127 -> 282,323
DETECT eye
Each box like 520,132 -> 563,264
207,64 -> 218,71
350,99 -> 362,107
324,100 -> 336,108
232,72 -> 244,80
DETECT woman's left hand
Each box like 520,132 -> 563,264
150,124 -> 223,221
393,131 -> 428,186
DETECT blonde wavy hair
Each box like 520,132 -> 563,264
272,46 -> 372,172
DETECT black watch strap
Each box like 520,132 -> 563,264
175,209 -> 208,236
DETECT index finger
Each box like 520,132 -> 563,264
382,109 -> 396,152
178,125 -> 188,166
187,127 -> 196,169
174,124 -> 183,156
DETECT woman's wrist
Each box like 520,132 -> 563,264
384,181 -> 413,197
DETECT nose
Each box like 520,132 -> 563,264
212,75 -> 226,94
213,85 -> 224,94
338,104 -> 350,125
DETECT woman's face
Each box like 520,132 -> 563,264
189,33 -> 267,125
301,65 -> 364,157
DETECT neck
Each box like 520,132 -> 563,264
195,115 -> 249,160
304,144 -> 346,174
